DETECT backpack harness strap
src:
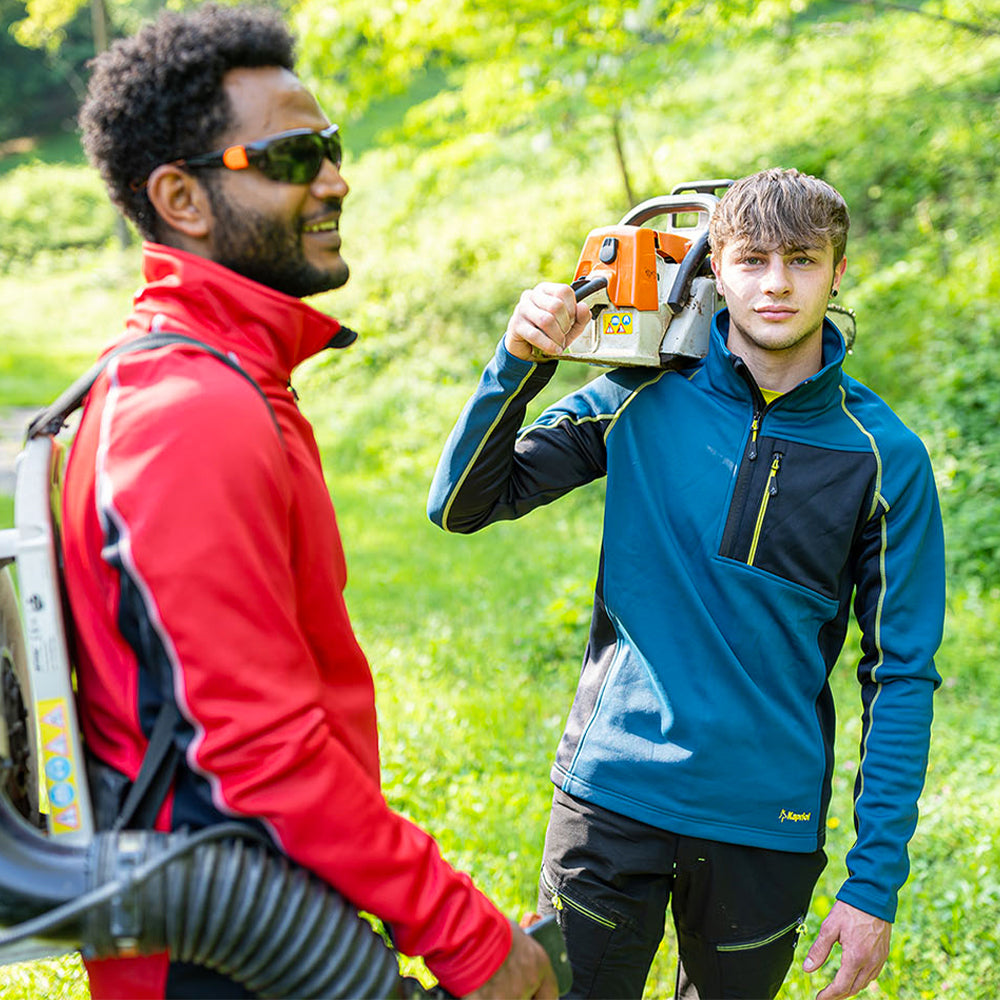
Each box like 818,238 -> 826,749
111,700 -> 182,831
28,331 -> 282,443
36,331 -> 282,830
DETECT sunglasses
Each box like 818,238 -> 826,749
177,124 -> 342,185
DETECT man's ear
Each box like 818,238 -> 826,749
710,253 -> 726,299
145,164 -> 214,242
832,255 -> 848,296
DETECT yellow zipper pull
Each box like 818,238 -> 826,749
749,413 -> 760,460
768,453 -> 782,495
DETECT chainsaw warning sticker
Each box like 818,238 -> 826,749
37,697 -> 82,833
602,312 -> 633,335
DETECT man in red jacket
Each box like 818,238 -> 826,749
66,5 -> 555,998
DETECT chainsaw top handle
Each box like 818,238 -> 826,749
618,192 -> 719,228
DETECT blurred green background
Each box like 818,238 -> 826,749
1,1 -> 998,997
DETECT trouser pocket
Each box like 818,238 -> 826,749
540,864 -> 619,931
678,914 -> 807,1000
538,865 -> 636,999
716,915 -> 805,956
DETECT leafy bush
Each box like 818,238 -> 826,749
0,163 -> 116,270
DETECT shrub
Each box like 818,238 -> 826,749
0,163 -> 116,270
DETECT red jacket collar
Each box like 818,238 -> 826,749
125,242 -> 346,382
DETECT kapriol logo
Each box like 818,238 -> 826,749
779,808 -> 812,823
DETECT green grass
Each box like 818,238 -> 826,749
0,955 -> 87,1000
0,248 -> 138,406
2,6 -> 999,998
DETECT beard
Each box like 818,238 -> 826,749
727,311 -> 826,354
205,183 -> 349,299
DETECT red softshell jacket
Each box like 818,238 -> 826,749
62,243 -> 510,998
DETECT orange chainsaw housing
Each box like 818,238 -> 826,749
574,227 -> 694,310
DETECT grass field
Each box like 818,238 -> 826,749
2,5 -> 999,995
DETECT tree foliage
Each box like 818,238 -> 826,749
294,0 -> 799,204
0,0 -> 84,136
11,0 -> 86,50
10,0 -> 211,51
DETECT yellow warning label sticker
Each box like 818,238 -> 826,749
38,697 -> 82,833
602,312 -> 633,335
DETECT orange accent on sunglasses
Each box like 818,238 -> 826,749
222,146 -> 250,170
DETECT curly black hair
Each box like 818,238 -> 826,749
79,4 -> 296,240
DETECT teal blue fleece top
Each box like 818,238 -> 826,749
428,311 -> 944,922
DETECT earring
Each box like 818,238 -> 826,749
830,289 -> 839,298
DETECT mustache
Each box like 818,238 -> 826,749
300,199 -> 343,229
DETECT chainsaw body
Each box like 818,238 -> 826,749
558,188 -> 723,369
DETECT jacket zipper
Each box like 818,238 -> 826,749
719,356 -> 783,561
732,357 -> 767,463
717,917 -> 806,953
748,411 -> 761,460
747,452 -> 782,566
540,868 -> 617,929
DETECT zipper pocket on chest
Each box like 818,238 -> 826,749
746,451 -> 783,566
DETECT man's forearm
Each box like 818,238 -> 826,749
428,340 -> 558,532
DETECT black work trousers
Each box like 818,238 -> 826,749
537,789 -> 827,1000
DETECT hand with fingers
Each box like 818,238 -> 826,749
803,899 -> 891,1000
464,918 -> 558,999
504,282 -> 591,361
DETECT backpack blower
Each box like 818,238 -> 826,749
0,337 -> 571,998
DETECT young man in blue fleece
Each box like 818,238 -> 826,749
428,168 -> 944,1000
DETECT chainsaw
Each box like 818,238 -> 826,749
536,179 -> 856,369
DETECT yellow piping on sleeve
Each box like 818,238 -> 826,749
603,369 -> 674,441
839,387 -> 894,820
839,386 -> 887,520
516,411 -> 611,442
853,508 -> 889,818
518,368 -> 674,446
440,365 -> 538,531
444,366 -> 681,529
